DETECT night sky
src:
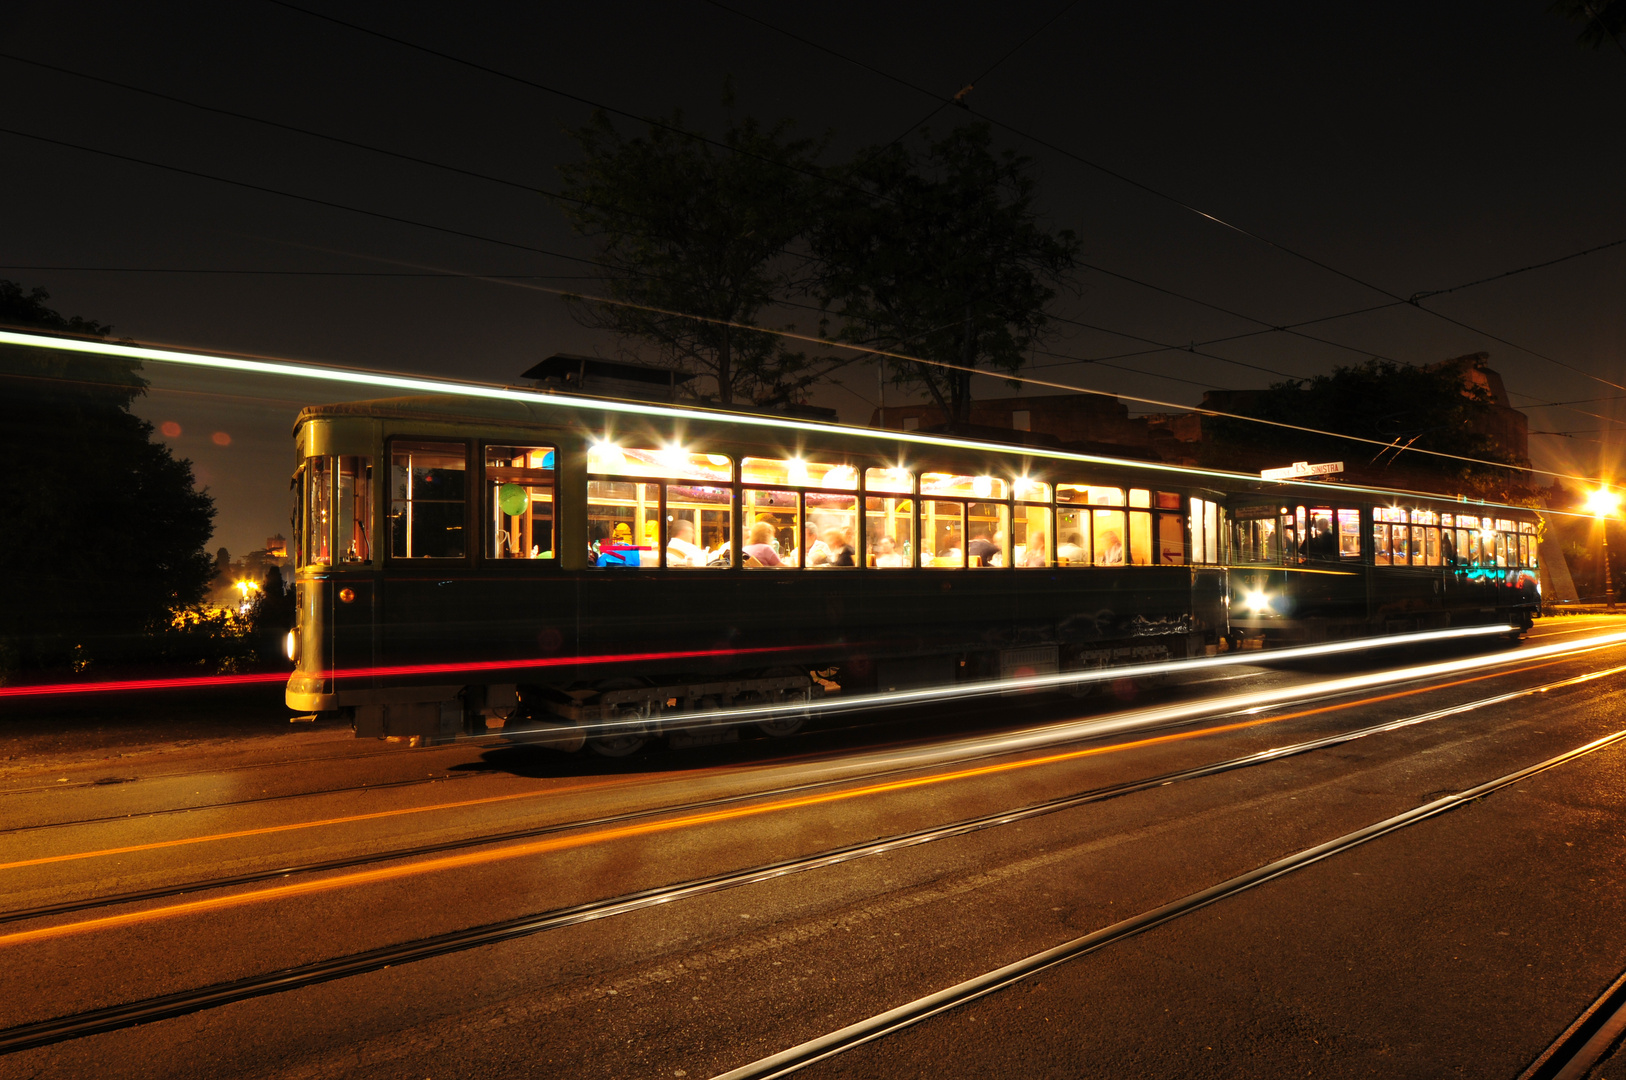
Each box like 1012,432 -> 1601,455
4,2 -> 1623,556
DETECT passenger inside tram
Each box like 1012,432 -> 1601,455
1058,532 -> 1087,565
1095,530 -> 1124,566
666,519 -> 705,566
743,520 -> 782,567
821,527 -> 855,566
871,535 -> 908,567
967,533 -> 1004,567
1020,531 -> 1048,567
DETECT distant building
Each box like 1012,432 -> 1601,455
264,534 -> 287,558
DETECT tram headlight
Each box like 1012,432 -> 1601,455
1243,589 -> 1275,616
284,628 -> 299,662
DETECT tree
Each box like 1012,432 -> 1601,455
812,124 -> 1079,427
554,98 -> 834,406
1549,0 -> 1626,51
0,281 -> 216,674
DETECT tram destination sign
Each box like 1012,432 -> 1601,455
1260,460 -> 1345,481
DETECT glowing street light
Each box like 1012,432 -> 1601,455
1587,486 -> 1619,609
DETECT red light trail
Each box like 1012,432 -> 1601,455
0,644 -> 811,700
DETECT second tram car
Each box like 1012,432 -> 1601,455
284,389 -> 1542,752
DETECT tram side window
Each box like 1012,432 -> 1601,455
304,457 -> 331,566
390,441 -> 467,559
1336,509 -> 1361,560
1374,507 -> 1405,565
1190,498 -> 1221,564
336,456 -> 373,562
1297,506 -> 1339,561
864,470 -> 914,568
668,483 -> 733,568
588,480 -> 659,567
1230,511 -> 1278,564
921,500 -> 965,567
1014,479 -> 1052,567
803,493 -> 857,568
1054,485 -> 1093,566
485,445 -> 554,560
744,488 -> 799,568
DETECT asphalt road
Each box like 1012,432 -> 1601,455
4,616 -> 1626,1079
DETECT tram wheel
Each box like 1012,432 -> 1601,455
755,716 -> 805,738
588,733 -> 648,758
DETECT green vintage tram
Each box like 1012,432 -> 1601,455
283,389 -> 1542,753
284,392 -> 1231,752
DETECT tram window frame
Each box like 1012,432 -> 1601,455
743,487 -> 800,569
336,455 -> 373,564
1229,510 -> 1279,565
482,443 -> 556,564
301,457 -> 330,568
387,439 -> 470,561
1013,478 -> 1052,568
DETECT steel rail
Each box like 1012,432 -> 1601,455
0,771 -> 482,836
1518,967 -> 1626,1080
1,652 -> 1589,928
712,725 -> 1626,1080
1,662 -> 1616,1055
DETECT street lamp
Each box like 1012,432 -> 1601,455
1586,486 -> 1620,609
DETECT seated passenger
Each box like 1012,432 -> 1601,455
744,521 -> 782,566
822,527 -> 855,566
872,536 -> 907,567
968,533 -> 1003,568
1057,532 -> 1086,565
666,519 -> 705,567
1096,530 -> 1124,566
1022,531 -> 1048,567
795,524 -> 830,567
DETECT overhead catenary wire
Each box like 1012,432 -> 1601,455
703,0 -> 1626,403
4,38 -> 1610,468
12,32 -> 1618,435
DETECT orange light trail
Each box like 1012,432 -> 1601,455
0,655 -> 1586,948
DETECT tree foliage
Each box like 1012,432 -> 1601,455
812,124 -> 1079,425
0,281 -> 216,674
554,101 -> 830,406
1204,358 -> 1527,490
1549,0 -> 1626,50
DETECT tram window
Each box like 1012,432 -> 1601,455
588,480 -> 658,568
1015,503 -> 1052,567
865,466 -> 914,494
1057,484 -> 1124,507
1231,514 -> 1277,564
1297,507 -> 1338,561
1055,508 -> 1089,566
389,441 -> 466,559
865,495 -> 913,567
1517,533 -> 1529,567
1093,509 -> 1126,565
485,446 -> 554,561
1190,498 -> 1221,564
665,483 -> 731,568
1157,513 -> 1184,564
1423,527 -> 1440,566
1495,532 -> 1509,568
921,500 -> 965,567
336,456 -> 373,563
968,502 -> 1009,567
1128,511 -> 1152,565
1156,491 -> 1181,510
743,456 -> 854,489
1129,489 -> 1151,509
744,489 -> 799,568
804,493 -> 857,568
1336,510 -> 1361,559
593,445 -> 732,483
304,457 -> 331,566
922,473 -> 1008,499
1014,477 -> 1051,503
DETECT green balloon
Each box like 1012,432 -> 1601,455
498,483 -> 530,516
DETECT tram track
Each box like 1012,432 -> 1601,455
1521,967 -> 1626,1080
1,649 -> 1606,930
710,723 -> 1626,1080
3,660 -> 1622,1056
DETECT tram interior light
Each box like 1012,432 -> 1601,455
972,475 -> 994,498
787,458 -> 809,485
589,441 -> 625,472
